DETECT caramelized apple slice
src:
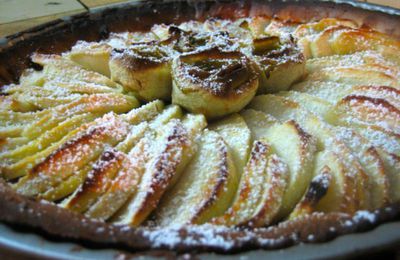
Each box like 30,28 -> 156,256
263,120 -> 317,219
294,18 -> 358,58
85,134 -> 154,220
329,27 -> 400,57
50,124 -> 148,205
289,166 -> 332,219
334,95 -> 400,135
86,114 -> 206,221
212,140 -> 288,227
13,113 -> 130,196
349,86 -> 400,110
249,95 -> 369,211
154,130 -> 238,227
0,113 -> 97,163
239,107 -> 317,220
334,127 -> 389,209
22,93 -> 138,140
61,148 -> 126,213
209,113 -> 251,176
38,103 -> 165,202
315,150 -> 360,213
294,18 -> 358,38
112,119 -> 196,226
40,165 -> 91,202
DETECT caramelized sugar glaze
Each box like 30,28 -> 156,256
0,0 -> 400,254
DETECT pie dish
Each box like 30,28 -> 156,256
0,0 -> 400,257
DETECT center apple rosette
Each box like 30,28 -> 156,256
171,47 -> 259,119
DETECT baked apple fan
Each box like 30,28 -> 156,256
0,17 -> 400,230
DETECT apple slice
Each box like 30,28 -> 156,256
61,148 -> 126,213
349,86 -> 400,110
43,123 -> 148,203
84,133 -> 154,220
112,119 -> 197,226
291,80 -> 351,102
249,94 -> 370,211
66,41 -> 112,77
305,66 -> 399,88
263,120 -> 317,219
22,93 -> 138,140
294,19 -> 358,59
51,102 -> 181,212
378,151 -> 400,202
334,127 -> 389,209
312,150 -> 356,213
148,105 -> 183,131
241,106 -> 317,221
334,95 -> 400,135
289,166 -> 332,219
0,113 -> 97,163
153,130 -> 238,227
281,91 -> 391,209
38,102 -> 165,202
240,109 -> 277,140
86,114 -> 207,221
351,125 -> 400,157
278,91 -> 336,123
31,53 -> 120,89
13,113 -> 131,196
304,51 -> 391,74
212,140 -> 289,227
329,27 -> 400,59
209,113 -> 251,176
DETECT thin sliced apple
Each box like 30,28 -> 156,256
289,166 -> 332,219
334,95 -> 400,135
13,113 -> 130,196
305,66 -> 399,88
212,140 -> 289,227
85,135 -> 152,220
209,113 -> 251,176
378,151 -> 400,202
22,93 -> 138,140
154,130 -> 238,227
334,127 -> 389,209
112,119 -> 196,226
249,94 -> 369,211
313,150 -> 355,213
61,148 -> 126,213
66,41 -> 112,77
31,53 -> 120,89
0,113 -> 97,163
240,109 -> 277,140
263,120 -> 317,219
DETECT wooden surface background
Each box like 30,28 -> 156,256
0,0 -> 399,37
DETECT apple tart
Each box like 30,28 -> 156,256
0,12 -> 400,253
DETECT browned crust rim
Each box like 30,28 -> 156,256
0,0 -> 400,255
0,179 -> 399,254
